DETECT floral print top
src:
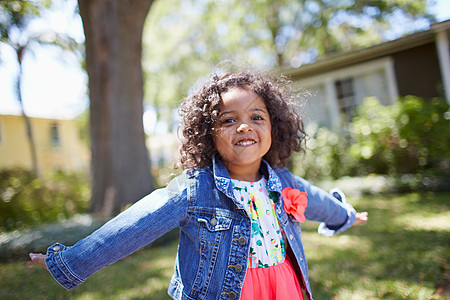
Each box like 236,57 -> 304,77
231,177 -> 286,268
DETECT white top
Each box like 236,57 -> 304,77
231,177 -> 286,268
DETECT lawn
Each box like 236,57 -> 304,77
1,192 -> 448,299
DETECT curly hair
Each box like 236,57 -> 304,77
177,70 -> 306,170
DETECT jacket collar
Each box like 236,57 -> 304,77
212,155 -> 283,199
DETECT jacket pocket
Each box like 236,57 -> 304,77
196,209 -> 233,246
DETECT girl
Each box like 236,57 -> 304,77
30,71 -> 368,300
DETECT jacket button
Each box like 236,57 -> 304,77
53,245 -> 60,251
228,292 -> 237,300
235,264 -> 243,273
238,236 -> 246,245
210,218 -> 217,226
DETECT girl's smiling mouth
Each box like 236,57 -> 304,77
235,138 -> 257,146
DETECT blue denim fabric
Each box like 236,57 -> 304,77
45,156 -> 355,300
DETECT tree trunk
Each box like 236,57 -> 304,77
16,47 -> 40,177
78,0 -> 155,217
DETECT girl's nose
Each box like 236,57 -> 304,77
237,123 -> 252,133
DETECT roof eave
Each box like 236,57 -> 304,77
282,20 -> 450,80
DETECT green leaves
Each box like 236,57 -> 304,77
293,96 -> 450,185
0,0 -> 50,41
141,0 -> 433,113
0,169 -> 90,232
351,96 -> 450,176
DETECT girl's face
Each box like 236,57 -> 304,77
214,88 -> 272,181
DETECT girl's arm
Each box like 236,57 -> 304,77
295,176 -> 366,235
29,173 -> 189,290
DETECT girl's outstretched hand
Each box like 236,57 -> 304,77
29,253 -> 48,270
353,212 -> 368,226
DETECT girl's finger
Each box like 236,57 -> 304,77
29,253 -> 48,270
354,212 -> 368,225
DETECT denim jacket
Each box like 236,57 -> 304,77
45,157 -> 356,300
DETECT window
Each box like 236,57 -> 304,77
293,58 -> 396,127
303,84 -> 332,128
335,78 -> 356,122
50,123 -> 60,148
355,69 -> 391,105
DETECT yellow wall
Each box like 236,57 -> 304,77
0,114 -> 90,173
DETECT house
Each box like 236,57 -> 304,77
0,113 -> 90,173
283,19 -> 450,128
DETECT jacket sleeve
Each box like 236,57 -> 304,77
295,176 -> 356,236
44,173 -> 190,290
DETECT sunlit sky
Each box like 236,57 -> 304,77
1,0 -> 449,121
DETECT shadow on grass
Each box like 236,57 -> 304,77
305,229 -> 447,299
302,192 -> 450,299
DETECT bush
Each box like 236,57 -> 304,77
292,123 -> 356,180
349,96 -> 450,177
293,96 -> 450,189
0,169 -> 91,232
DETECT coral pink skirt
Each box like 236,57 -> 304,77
240,255 -> 305,300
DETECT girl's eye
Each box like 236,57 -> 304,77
222,118 -> 235,124
252,115 -> 263,121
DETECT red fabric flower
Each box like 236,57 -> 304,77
282,187 -> 308,223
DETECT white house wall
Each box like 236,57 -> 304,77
292,57 -> 398,128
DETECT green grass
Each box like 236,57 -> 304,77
0,192 -> 448,299
0,241 -> 178,300
302,192 -> 450,299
